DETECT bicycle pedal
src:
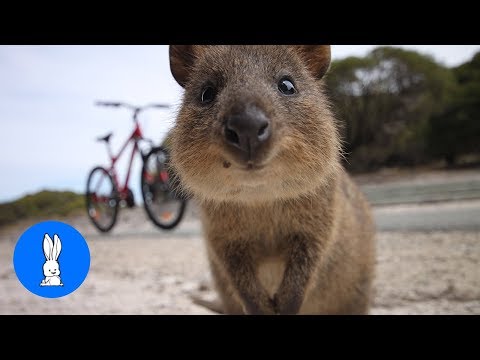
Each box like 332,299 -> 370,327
126,188 -> 135,208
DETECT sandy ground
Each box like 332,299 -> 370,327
1,212 -> 479,315
1,169 -> 479,315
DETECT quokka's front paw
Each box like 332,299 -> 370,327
273,292 -> 303,315
243,296 -> 277,315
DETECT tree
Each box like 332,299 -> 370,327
326,46 -> 456,171
428,52 -> 480,165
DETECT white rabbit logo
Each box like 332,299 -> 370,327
40,234 -> 64,286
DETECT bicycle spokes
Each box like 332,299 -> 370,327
86,167 -> 119,232
141,147 -> 186,230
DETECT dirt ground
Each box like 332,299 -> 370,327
1,215 -> 479,315
1,169 -> 479,315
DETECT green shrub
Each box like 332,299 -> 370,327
0,190 -> 85,227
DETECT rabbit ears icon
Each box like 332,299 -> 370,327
40,234 -> 64,287
13,220 -> 90,298
43,234 -> 62,261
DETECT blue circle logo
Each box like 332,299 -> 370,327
13,220 -> 90,298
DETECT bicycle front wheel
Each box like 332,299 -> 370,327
141,147 -> 186,230
86,166 -> 119,232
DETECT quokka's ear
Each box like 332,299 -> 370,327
169,45 -> 203,87
293,45 -> 331,80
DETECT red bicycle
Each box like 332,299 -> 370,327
85,101 -> 186,233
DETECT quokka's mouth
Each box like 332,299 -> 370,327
223,157 -> 268,172
245,162 -> 266,171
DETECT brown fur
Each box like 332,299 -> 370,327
169,45 -> 376,314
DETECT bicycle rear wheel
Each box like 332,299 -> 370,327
86,166 -> 119,232
141,147 -> 186,230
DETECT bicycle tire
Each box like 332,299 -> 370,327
86,166 -> 119,232
141,147 -> 187,230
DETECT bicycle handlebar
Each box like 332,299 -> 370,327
147,103 -> 170,109
95,101 -> 124,107
95,100 -> 171,121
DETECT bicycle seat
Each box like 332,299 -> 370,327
97,133 -> 113,143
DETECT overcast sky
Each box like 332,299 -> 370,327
1,45 -> 479,203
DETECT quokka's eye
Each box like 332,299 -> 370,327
201,86 -> 217,104
278,77 -> 297,95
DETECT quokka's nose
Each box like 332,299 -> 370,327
223,105 -> 271,161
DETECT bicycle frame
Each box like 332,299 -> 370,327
106,122 -> 144,198
87,101 -> 188,233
